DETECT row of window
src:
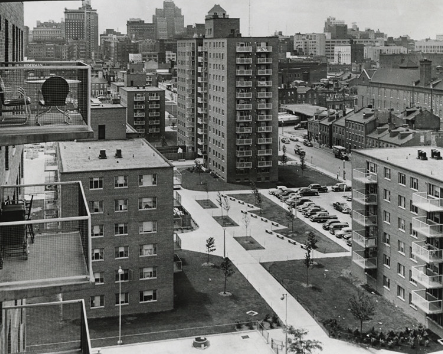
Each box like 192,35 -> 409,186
94,267 -> 157,284
89,198 -> 157,213
90,290 -> 157,308
92,243 -> 157,261
89,174 -> 157,189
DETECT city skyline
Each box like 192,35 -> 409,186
24,0 -> 443,40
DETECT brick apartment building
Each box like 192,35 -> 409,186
59,139 -> 175,318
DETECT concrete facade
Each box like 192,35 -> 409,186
0,3 -> 25,62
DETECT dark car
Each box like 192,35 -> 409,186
293,198 -> 312,207
312,214 -> 338,223
277,189 -> 297,200
298,188 -> 319,197
333,202 -> 351,213
322,219 -> 342,230
294,145 -> 305,155
308,184 -> 328,193
303,207 -> 327,217
331,183 -> 352,192
303,139 -> 313,147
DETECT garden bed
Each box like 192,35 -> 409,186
196,199 -> 218,209
234,236 -> 265,251
213,216 -> 239,227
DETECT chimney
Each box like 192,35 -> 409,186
417,150 -> 428,160
115,149 -> 123,158
431,149 -> 442,160
99,149 -> 107,159
420,59 -> 432,87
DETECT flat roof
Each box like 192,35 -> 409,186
355,147 -> 443,181
120,86 -> 163,92
59,139 -> 171,173
281,104 -> 327,117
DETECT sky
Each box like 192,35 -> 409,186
23,0 -> 443,40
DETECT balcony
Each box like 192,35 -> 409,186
236,81 -> 253,87
258,161 -> 272,167
236,69 -> 253,76
257,81 -> 272,87
134,120 -> 145,126
149,95 -> 160,101
148,120 -> 160,125
149,112 -> 160,117
413,192 -> 443,212
257,126 -> 272,133
198,76 -> 207,83
352,250 -> 377,269
236,150 -> 252,157
412,216 -> 443,238
236,46 -> 252,52
236,127 -> 252,134
258,138 -> 272,144
198,107 -> 207,114
236,162 -> 253,168
411,290 -> 442,314
149,104 -> 160,109
236,58 -> 252,64
353,169 -> 378,184
236,139 -> 253,145
257,46 -> 272,52
0,62 -> 94,145
257,114 -> 272,121
258,103 -> 272,109
197,128 -> 205,135
134,104 -> 145,109
197,117 -> 208,124
134,95 -> 145,102
257,69 -> 272,75
412,241 -> 443,263
148,128 -> 160,133
0,182 -> 92,301
197,138 -> 207,145
352,230 -> 377,248
257,92 -> 272,98
353,210 -> 377,226
257,149 -> 272,156
236,115 -> 252,122
198,86 -> 207,93
257,58 -> 273,64
134,112 -> 145,118
412,266 -> 443,289
237,104 -> 252,110
236,92 -> 252,99
136,128 -> 145,133
353,190 -> 377,205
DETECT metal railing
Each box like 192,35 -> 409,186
257,92 -> 272,98
236,139 -> 253,145
411,265 -> 443,289
257,115 -> 272,121
353,168 -> 378,183
352,250 -> 377,269
412,216 -> 443,238
236,150 -> 252,157
352,190 -> 377,205
412,241 -> 443,263
258,138 -> 272,144
257,149 -> 272,156
352,230 -> 377,248
236,81 -> 253,87
258,161 -> 272,167
412,192 -> 443,212
352,210 -> 377,226
257,126 -> 272,133
411,290 -> 442,314
236,58 -> 252,64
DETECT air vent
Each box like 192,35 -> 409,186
115,149 -> 123,158
431,149 -> 442,160
417,150 -> 428,160
99,149 -> 107,159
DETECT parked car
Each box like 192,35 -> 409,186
269,186 -> 286,195
294,145 -> 303,155
322,219 -> 342,230
286,195 -> 302,205
311,214 -> 338,223
303,207 -> 326,217
293,198 -> 312,207
280,192 -> 299,201
346,239 -> 352,247
297,202 -> 317,212
303,139 -> 313,147
309,212 -> 330,222
281,137 -> 290,144
298,187 -> 319,196
278,189 -> 297,200
335,227 -> 352,239
308,184 -> 328,193
293,124 -> 301,129
331,183 -> 352,192
289,135 -> 299,142
333,202 -> 351,213
329,222 -> 349,235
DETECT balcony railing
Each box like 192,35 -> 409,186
148,128 -> 160,133
352,230 -> 377,248
257,92 -> 272,98
136,128 -> 145,133
257,114 -> 272,121
257,58 -> 273,63
236,150 -> 252,157
134,112 -> 145,118
149,104 -> 160,109
413,192 -> 443,212
353,190 -> 378,205
236,92 -> 252,99
257,149 -> 272,156
257,69 -> 272,75
412,266 -> 443,289
412,241 -> 443,263
353,210 -> 377,226
258,161 -> 272,167
237,104 -> 252,110
236,81 -> 253,87
236,115 -> 252,122
257,81 -> 272,87
352,250 -> 377,269
258,138 -> 272,144
134,95 -> 145,102
0,62 -> 93,145
236,139 -> 253,145
236,58 -> 253,64
353,169 -> 378,184
258,103 -> 272,109
236,46 -> 252,52
197,117 -> 208,124
236,127 -> 252,134
257,46 -> 272,52
236,162 -> 253,169
149,112 -> 160,117
134,104 -> 145,109
148,120 -> 160,125
257,126 -> 272,133
134,120 -> 145,126
0,182 -> 92,300
198,107 -> 207,114
412,290 -> 442,314
412,216 -> 443,238
149,95 -> 160,100
236,70 -> 253,75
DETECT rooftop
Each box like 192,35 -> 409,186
345,107 -> 376,123
120,86 -> 163,92
281,104 -> 327,117
58,139 -> 171,173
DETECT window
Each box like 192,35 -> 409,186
398,240 -> 405,254
410,177 -> 418,190
114,223 -> 128,236
90,295 -> 104,308
383,189 -> 391,202
398,172 -> 406,185
115,292 -> 129,305
409,293 -> 416,308
139,174 -> 157,186
115,268 -> 130,282
383,275 -> 390,289
140,267 -> 157,280
139,221 -> 157,233
115,246 -> 129,259
383,232 -> 390,245
90,201 -> 103,213
383,210 -> 390,224
139,197 -> 157,210
92,248 -> 104,261
94,272 -> 104,284
409,246 -> 416,261
114,175 -> 128,188
398,263 -> 405,277
92,225 -> 104,237
140,290 -> 157,303
89,177 -> 103,190
410,201 -> 418,214
384,167 -> 391,179
397,286 -> 405,300
383,254 -> 390,267
409,269 -> 416,285
115,199 -> 128,212
398,218 -> 406,232
398,195 -> 406,209
140,244 -> 157,256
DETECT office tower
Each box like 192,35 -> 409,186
127,19 -> 156,41
176,6 -> 278,183
153,0 -> 184,39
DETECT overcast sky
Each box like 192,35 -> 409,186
24,0 -> 443,40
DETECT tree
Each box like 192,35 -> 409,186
242,213 -> 251,236
250,182 -> 263,215
194,159 -> 203,185
304,247 -> 312,286
220,257 -> 235,294
204,181 -> 210,203
216,192 -> 230,226
281,144 -> 288,165
305,232 -> 319,263
287,326 -> 323,354
286,205 -> 295,231
300,154 -> 306,175
348,290 -> 376,333
205,237 -> 216,263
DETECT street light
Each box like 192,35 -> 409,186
117,266 -> 124,345
281,293 -> 288,354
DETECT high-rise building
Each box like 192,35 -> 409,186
127,18 -> 155,40
293,33 -> 326,56
153,0 -> 184,39
176,6 -> 278,183
64,0 -> 99,60
32,20 -> 65,43
0,2 -> 25,62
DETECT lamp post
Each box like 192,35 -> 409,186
281,293 -> 288,354
117,266 -> 124,345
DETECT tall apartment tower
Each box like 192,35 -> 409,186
64,0 -> 99,59
351,147 -> 443,337
176,5 -> 278,183
153,0 -> 184,39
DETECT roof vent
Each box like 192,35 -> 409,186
115,149 -> 123,158
417,150 -> 428,160
431,149 -> 442,160
99,149 -> 107,159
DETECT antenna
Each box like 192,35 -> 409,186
248,0 -> 251,36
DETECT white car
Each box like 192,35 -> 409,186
335,227 -> 352,239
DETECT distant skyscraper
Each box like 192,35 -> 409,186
64,0 -> 98,59
153,0 -> 184,39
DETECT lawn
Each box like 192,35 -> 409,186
262,257 -> 440,354
213,215 -> 239,227
196,199 -> 218,209
229,193 -> 346,253
89,250 -> 275,347
234,236 -> 265,251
